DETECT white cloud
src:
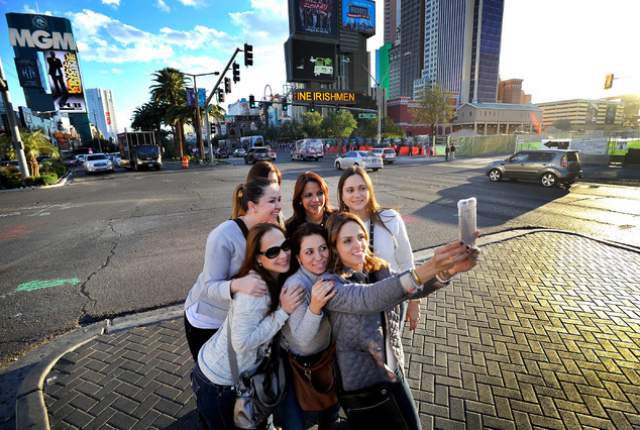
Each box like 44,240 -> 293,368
176,0 -> 206,6
156,0 -> 170,12
111,68 -> 123,74
101,0 -> 120,7
22,5 -> 54,15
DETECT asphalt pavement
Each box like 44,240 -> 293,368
3,229 -> 639,430
2,154 -> 640,366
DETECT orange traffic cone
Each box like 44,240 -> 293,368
181,156 -> 189,169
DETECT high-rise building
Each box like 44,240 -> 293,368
376,42 -> 392,93
388,44 -> 402,100
384,0 -> 401,44
399,0 -> 425,98
413,0 -> 504,104
85,88 -> 118,141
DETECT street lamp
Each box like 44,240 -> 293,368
184,71 -> 220,162
360,63 -> 385,146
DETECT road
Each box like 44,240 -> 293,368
1,155 -> 639,365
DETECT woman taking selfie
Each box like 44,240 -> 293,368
323,212 -> 479,430
285,171 -> 334,237
192,223 -> 304,429
184,178 -> 283,361
337,166 -> 421,330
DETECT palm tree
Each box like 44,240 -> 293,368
150,67 -> 188,158
131,102 -> 164,131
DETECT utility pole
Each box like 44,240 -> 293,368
185,71 -> 219,162
360,63 -> 384,146
0,59 -> 30,178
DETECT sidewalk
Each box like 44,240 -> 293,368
5,229 -> 640,429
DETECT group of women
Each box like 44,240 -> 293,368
185,161 -> 479,430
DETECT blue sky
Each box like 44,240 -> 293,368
1,0 -> 638,132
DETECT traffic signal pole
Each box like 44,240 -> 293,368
0,59 -> 30,178
204,48 -> 242,108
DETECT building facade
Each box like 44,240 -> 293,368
536,99 -> 624,130
85,88 -> 118,141
376,42 -> 392,93
453,102 -> 542,135
413,0 -> 504,105
384,0 -> 400,44
399,0 -> 425,98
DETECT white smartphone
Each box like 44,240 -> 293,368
458,197 -> 477,247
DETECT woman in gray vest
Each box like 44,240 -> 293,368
184,178 -> 284,361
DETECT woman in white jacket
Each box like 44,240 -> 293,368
337,166 -> 420,330
192,223 -> 305,430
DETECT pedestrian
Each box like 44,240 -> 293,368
450,143 -> 456,160
337,166 -> 420,331
324,212 -> 479,429
192,223 -> 305,430
232,161 -> 282,218
285,171 -> 335,237
445,144 -> 450,161
183,178 -> 283,361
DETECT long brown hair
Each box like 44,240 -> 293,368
235,223 -> 288,313
232,162 -> 282,218
337,166 -> 392,237
231,178 -> 276,221
325,212 -> 387,275
286,171 -> 333,227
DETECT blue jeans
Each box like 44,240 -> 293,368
275,358 -> 339,430
191,365 -> 269,430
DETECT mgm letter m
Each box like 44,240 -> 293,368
9,28 -> 77,51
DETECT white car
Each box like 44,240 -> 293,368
335,151 -> 383,171
83,153 -> 114,174
371,148 -> 397,164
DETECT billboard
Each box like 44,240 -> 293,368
45,50 -> 86,112
14,58 -> 42,88
342,0 -> 375,35
186,88 -> 207,108
292,0 -> 337,39
285,38 -> 336,82
293,90 -> 357,105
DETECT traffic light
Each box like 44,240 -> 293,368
233,62 -> 240,83
282,103 -> 288,112
244,43 -> 253,67
210,123 -> 216,135
218,88 -> 225,103
309,104 -> 316,113
224,77 -> 231,94
249,94 -> 256,108
604,73 -> 614,90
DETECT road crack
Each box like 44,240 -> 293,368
78,220 -> 122,324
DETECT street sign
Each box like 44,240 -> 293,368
358,113 -> 377,119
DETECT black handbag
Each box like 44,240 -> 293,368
338,381 -> 409,430
227,306 -> 286,429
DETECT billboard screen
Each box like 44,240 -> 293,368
293,0 -> 337,39
14,58 -> 42,88
45,50 -> 86,112
286,38 -> 336,83
342,0 -> 375,35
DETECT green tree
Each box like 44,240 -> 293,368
413,84 -> 454,137
302,111 -> 324,137
131,101 -> 165,131
382,116 -> 404,138
0,129 -> 59,160
150,67 -> 188,158
552,119 -> 572,131
323,109 -> 357,153
355,118 -> 377,139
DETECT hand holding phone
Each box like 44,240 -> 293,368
458,197 -> 477,247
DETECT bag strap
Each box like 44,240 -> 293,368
226,305 -> 240,383
233,218 -> 249,239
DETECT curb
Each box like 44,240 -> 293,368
13,305 -> 183,430
0,171 -> 73,194
12,228 -> 640,429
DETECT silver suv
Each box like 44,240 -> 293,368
487,150 -> 582,188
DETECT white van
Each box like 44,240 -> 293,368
291,139 -> 324,161
240,135 -> 265,149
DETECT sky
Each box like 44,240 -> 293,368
0,0 -> 638,133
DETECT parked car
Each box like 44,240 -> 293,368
371,147 -> 397,164
244,147 -> 273,164
335,151 -> 383,171
75,154 -> 87,165
214,147 -> 230,158
233,148 -> 247,158
486,149 -> 582,188
83,153 -> 114,174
